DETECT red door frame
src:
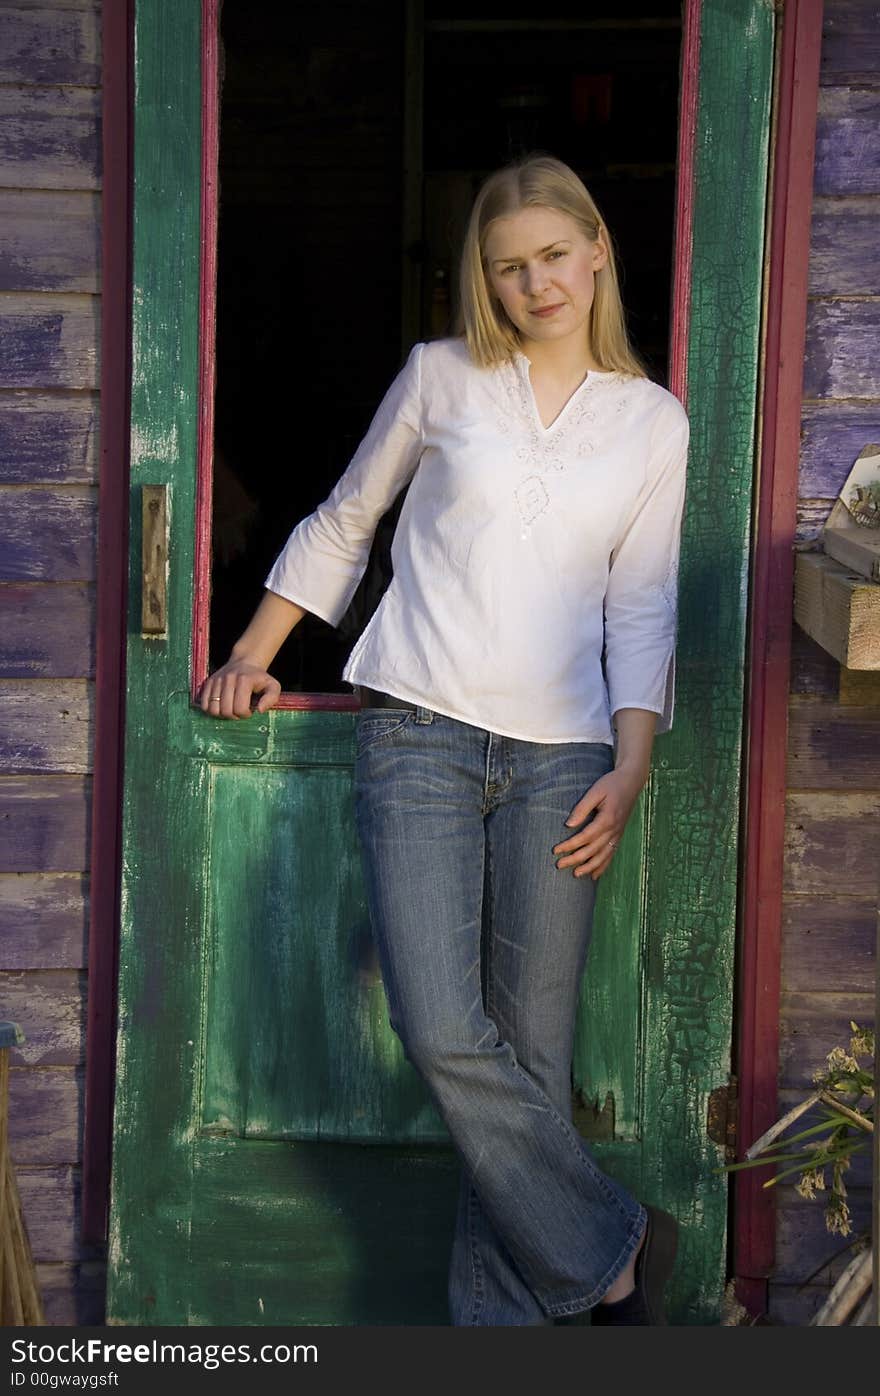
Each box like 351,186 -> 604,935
733,0 -> 824,1317
82,2 -> 825,1282
82,0 -> 133,1243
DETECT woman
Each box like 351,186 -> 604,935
199,154 -> 688,1327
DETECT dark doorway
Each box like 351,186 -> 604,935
209,0 -> 684,695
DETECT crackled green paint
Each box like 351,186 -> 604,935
107,0 -> 775,1325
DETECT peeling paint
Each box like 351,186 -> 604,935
130,420 -> 179,469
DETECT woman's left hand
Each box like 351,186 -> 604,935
552,763 -> 649,881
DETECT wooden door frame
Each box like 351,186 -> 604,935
82,0 -> 134,1244
734,0 -> 824,1318
83,5 -> 807,1320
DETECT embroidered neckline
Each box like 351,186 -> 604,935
494,355 -> 631,534
510,352 -> 619,429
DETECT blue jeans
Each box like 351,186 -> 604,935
353,701 -> 647,1326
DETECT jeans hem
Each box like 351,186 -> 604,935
467,1180 -> 486,1325
537,1203 -> 648,1317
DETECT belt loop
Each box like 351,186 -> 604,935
414,704 -> 434,724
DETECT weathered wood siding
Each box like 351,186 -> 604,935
771,0 -> 880,1327
0,0 -> 104,1325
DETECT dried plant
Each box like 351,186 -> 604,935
721,1022 -> 875,1325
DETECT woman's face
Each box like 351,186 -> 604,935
484,205 -> 608,349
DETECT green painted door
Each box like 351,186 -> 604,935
107,0 -> 775,1325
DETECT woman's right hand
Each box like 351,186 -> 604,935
197,657 -> 282,719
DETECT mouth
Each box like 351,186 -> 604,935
529,303 -> 566,318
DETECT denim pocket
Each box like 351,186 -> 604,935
355,707 -> 415,755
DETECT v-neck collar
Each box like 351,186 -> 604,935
511,351 -> 618,435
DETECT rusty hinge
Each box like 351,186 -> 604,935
707,1075 -> 738,1161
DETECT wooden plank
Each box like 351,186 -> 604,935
783,791 -> 880,893
5,1 -> 99,10
0,873 -> 88,968
814,87 -> 880,195
778,991 -> 876,1088
15,1166 -> 98,1264
34,1262 -> 105,1326
1,488 -> 97,581
823,526 -> 880,589
769,1282 -> 844,1327
808,196 -> 880,295
0,191 -> 100,293
0,295 -> 98,390
838,666 -> 880,704
0,774 -> 91,872
787,702 -> 880,786
773,1187 -> 874,1283
793,551 -> 880,670
820,0 -> 880,86
781,897 -> 878,993
0,393 -> 98,484
769,1258 -> 874,1325
0,680 -> 92,774
797,500 -> 834,544
0,8 -> 100,87
8,1068 -> 82,1165
777,1085 -> 861,1112
803,300 -> 880,399
0,583 -> 94,678
0,972 -> 85,1066
0,87 -> 100,192
799,403 -> 880,499
788,626 -> 841,701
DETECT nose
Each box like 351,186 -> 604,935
524,261 -> 550,297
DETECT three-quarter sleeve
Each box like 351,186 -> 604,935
602,404 -> 689,735
263,341 -> 425,627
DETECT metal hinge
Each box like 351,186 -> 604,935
707,1075 -> 738,1161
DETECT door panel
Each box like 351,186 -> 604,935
202,761 -> 445,1142
107,0 -> 775,1325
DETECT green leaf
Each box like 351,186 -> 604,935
718,1151 -> 810,1175
759,1142 -> 868,1189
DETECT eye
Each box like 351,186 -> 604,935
500,263 -> 521,275
547,249 -> 567,261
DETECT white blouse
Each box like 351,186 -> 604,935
264,336 -> 689,746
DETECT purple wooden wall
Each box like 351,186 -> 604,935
0,0 -> 105,1325
770,0 -> 880,1327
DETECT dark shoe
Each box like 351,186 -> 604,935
591,1204 -> 679,1326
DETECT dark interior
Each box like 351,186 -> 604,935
209,0 -> 684,695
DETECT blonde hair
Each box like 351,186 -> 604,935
456,153 -> 649,379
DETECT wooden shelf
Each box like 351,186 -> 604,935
794,550 -> 880,671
